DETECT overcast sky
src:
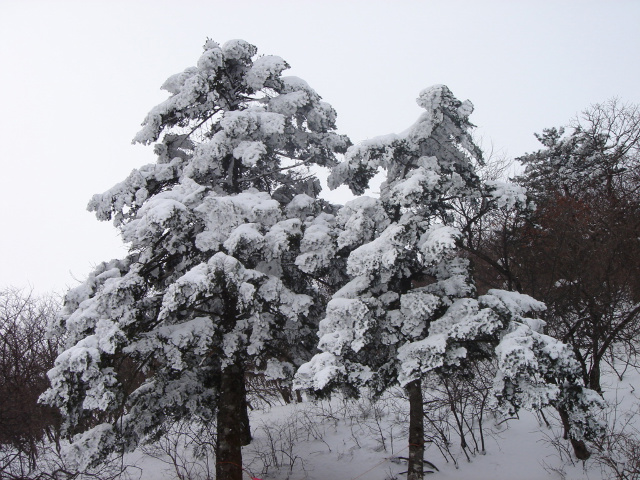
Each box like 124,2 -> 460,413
1,0 -> 639,295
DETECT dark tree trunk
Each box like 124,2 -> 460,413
279,385 -> 293,404
558,406 -> 591,460
406,379 -> 425,480
216,362 -> 252,480
588,360 -> 602,393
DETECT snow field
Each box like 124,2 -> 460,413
126,363 -> 639,480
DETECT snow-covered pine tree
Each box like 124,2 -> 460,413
295,85 -> 604,480
41,39 -> 349,480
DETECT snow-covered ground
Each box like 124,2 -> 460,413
122,363 -> 638,480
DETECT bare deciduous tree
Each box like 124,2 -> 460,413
0,287 -> 62,472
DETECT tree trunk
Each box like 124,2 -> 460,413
279,384 -> 293,404
406,379 -> 424,480
558,406 -> 591,460
216,362 -> 251,480
588,360 -> 602,393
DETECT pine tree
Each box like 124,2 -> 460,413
295,85 -> 604,479
41,39 -> 349,479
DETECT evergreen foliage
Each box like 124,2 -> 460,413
41,39 -> 349,476
41,41 -> 607,480
295,85 -> 605,478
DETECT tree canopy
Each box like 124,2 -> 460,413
41,39 -> 349,479
295,85 -> 605,478
42,42 -> 608,480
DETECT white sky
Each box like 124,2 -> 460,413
1,0 -> 639,295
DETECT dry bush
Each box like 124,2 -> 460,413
592,394 -> 640,480
0,287 -> 62,471
141,419 -> 217,480
420,361 -> 496,467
